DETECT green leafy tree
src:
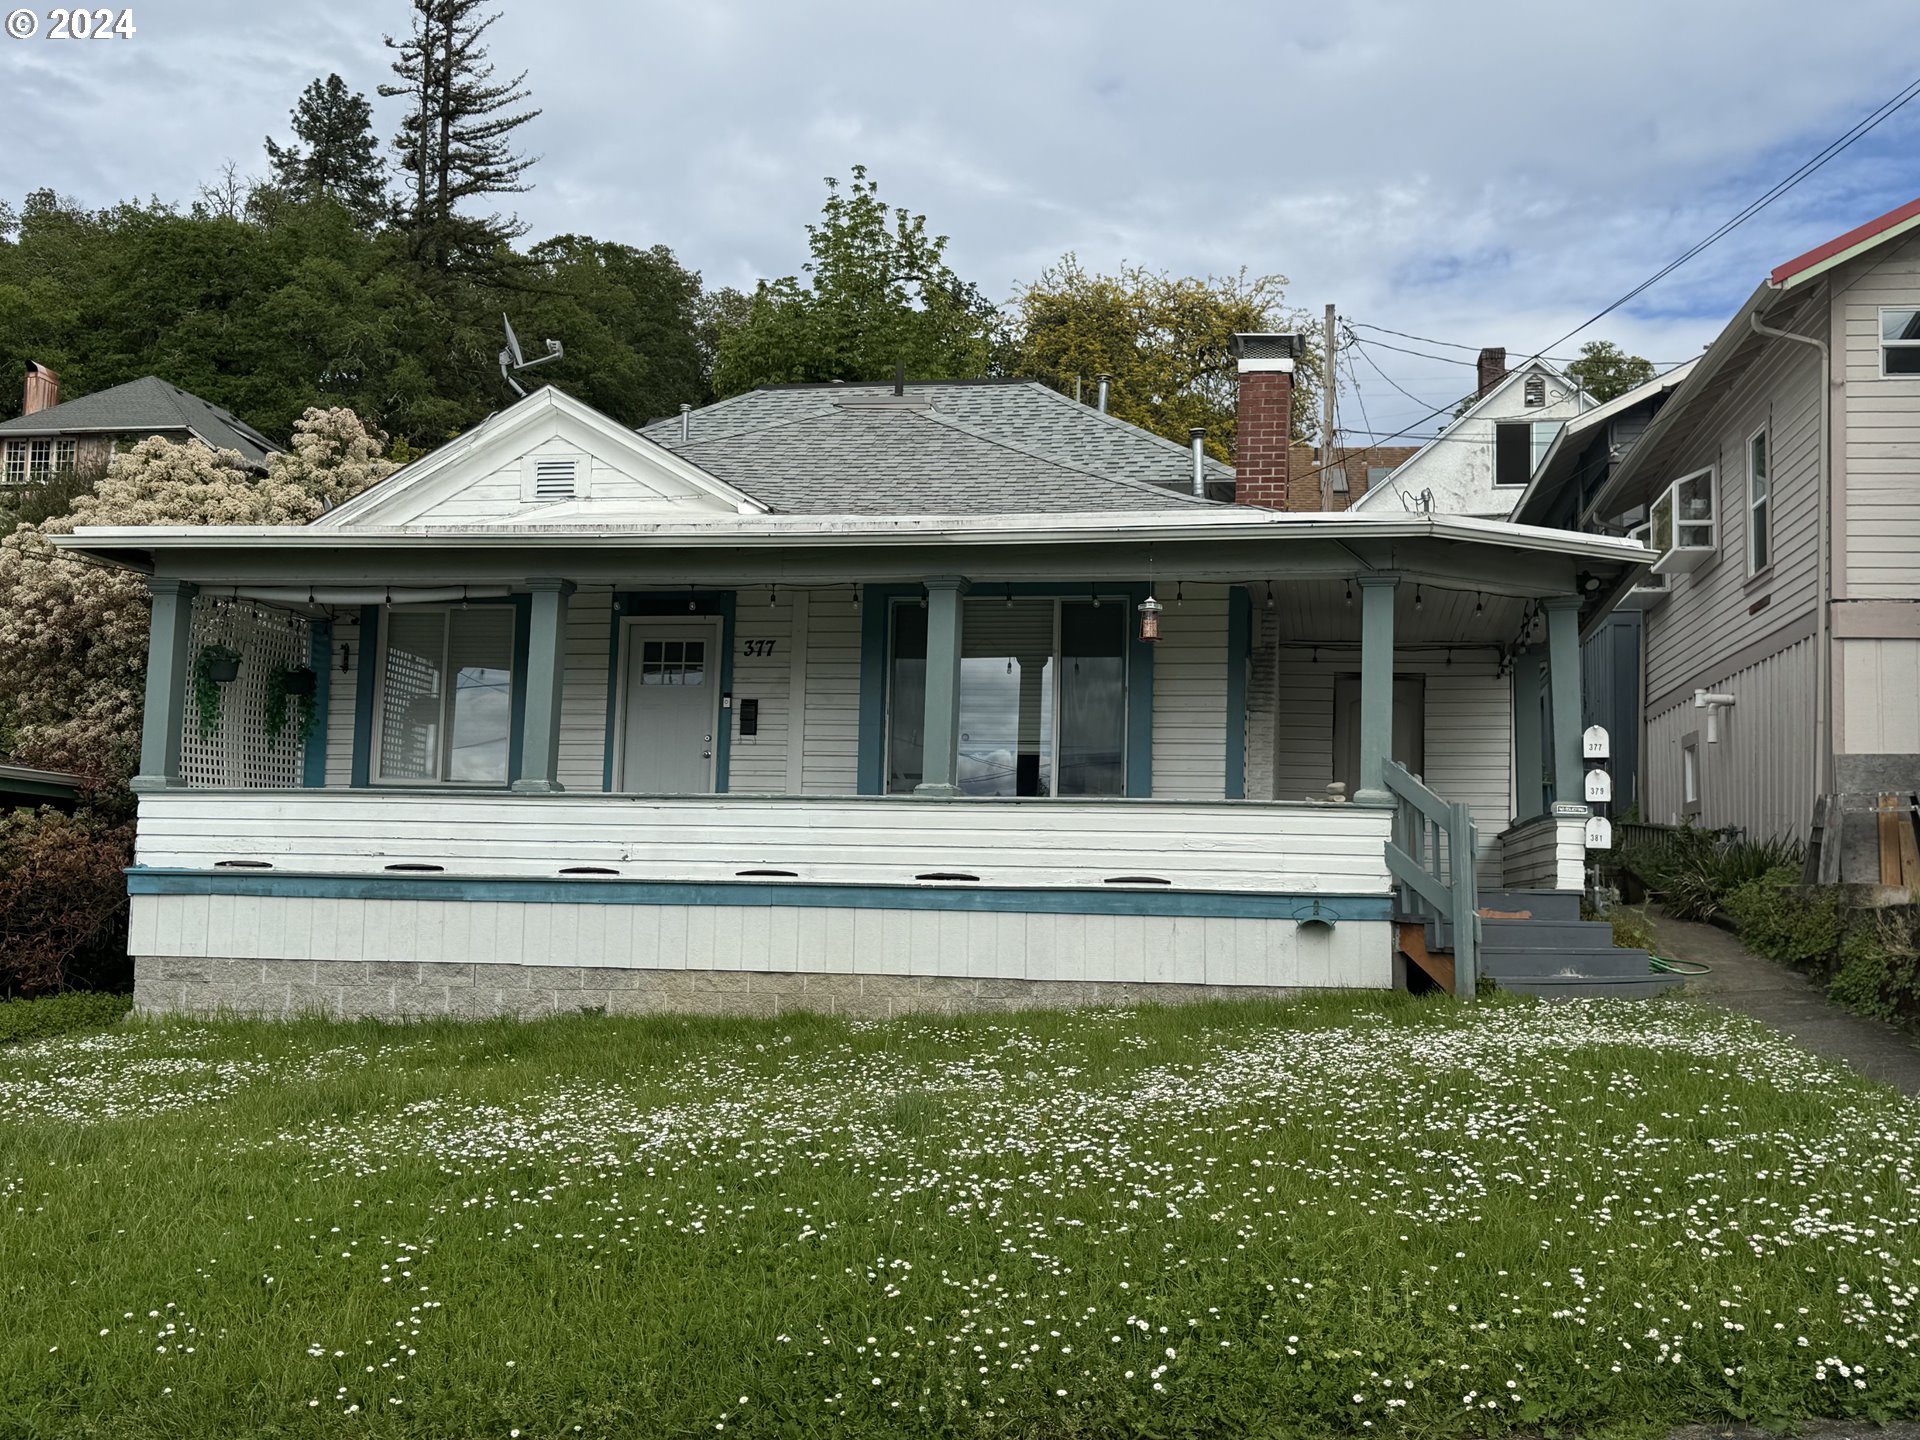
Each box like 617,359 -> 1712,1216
1565,339 -> 1656,403
263,74 -> 389,228
381,0 -> 541,274
711,166 -> 998,396
1010,255 -> 1312,457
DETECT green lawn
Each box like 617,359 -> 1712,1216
2,993 -> 1916,1439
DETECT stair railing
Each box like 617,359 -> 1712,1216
1381,759 -> 1479,998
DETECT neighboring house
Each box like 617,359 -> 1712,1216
1516,194 -> 1920,864
1350,348 -> 1594,518
1519,359 -> 1703,815
1274,444 -> 1421,512
0,365 -> 281,486
58,341 -> 1653,1021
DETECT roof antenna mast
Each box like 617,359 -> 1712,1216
499,313 -> 564,397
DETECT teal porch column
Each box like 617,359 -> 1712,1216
1354,574 -> 1399,806
1543,595 -> 1585,812
131,578 -> 197,793
510,578 -> 575,794
914,576 -> 970,796
1511,647 -> 1545,820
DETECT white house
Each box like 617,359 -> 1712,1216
58,339 -> 1662,1019
1351,349 -> 1594,519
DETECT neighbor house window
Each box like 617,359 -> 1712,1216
1,442 -> 24,486
375,607 -> 516,784
52,438 -> 75,473
1881,307 -> 1920,375
1494,421 -> 1563,486
1747,427 -> 1770,574
886,596 -> 1128,797
27,439 -> 50,480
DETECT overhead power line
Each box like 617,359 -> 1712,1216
1288,68 -> 1920,494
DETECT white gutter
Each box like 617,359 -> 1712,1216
1748,306 -> 1832,802
57,510 -> 1651,565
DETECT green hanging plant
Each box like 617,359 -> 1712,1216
191,644 -> 241,737
264,665 -> 320,747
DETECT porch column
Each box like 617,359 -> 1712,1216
1354,574 -> 1399,806
915,576 -> 970,797
132,578 -> 197,792
1543,595 -> 1585,812
511,578 -> 575,794
1512,647 -> 1545,820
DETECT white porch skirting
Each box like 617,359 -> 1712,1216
127,792 -> 1396,1017
1498,813 -> 1588,892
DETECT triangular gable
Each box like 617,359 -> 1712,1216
317,387 -> 766,529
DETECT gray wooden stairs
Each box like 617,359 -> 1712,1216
1400,888 -> 1682,998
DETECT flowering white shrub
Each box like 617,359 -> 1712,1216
0,409 -> 394,781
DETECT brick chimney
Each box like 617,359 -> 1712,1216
22,362 -> 60,415
1475,346 -> 1507,400
1230,333 -> 1303,509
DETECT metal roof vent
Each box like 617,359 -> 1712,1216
1229,333 -> 1305,362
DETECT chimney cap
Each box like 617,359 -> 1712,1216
1229,333 -> 1304,361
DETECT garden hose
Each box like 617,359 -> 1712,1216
1648,954 -> 1714,976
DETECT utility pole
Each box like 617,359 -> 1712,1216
1320,303 -> 1339,510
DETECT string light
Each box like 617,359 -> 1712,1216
1175,580 -> 1184,606
1345,580 -> 1353,607
1474,591 -> 1484,617
1264,581 -> 1275,611
1414,584 -> 1424,612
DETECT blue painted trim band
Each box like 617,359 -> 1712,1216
606,592 -> 737,793
1225,585 -> 1250,801
303,619 -> 331,789
126,868 -> 1391,923
856,583 -> 1156,798
350,605 -> 377,788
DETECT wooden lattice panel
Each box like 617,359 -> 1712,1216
180,598 -> 310,789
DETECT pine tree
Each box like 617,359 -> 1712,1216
263,74 -> 389,227
380,0 -> 541,273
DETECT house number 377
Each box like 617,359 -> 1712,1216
741,639 -> 777,657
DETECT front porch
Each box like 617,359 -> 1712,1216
69,505 -> 1643,1017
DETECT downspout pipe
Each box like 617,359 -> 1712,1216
1749,305 -> 1830,805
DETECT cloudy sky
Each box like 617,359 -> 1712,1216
3,0 -> 1917,438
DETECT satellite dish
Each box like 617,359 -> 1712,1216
499,313 -> 563,397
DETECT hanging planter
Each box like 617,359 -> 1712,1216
191,644 -> 242,737
264,665 -> 320,746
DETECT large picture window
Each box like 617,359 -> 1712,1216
885,596 -> 1128,796
375,607 -> 516,784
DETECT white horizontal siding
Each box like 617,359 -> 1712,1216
131,893 -> 1393,990
1840,232 -> 1920,598
1152,585 -> 1228,799
133,792 -> 1394,896
1839,637 -> 1920,753
558,589 -> 612,791
727,586 -> 794,793
1498,815 -> 1584,891
802,600 -> 863,795
1268,648 -> 1510,864
322,613 -> 359,787
1644,634 -> 1814,838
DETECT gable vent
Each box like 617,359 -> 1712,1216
1524,374 -> 1546,408
533,457 -> 577,499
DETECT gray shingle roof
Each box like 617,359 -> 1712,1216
0,376 -> 281,469
638,380 -> 1228,514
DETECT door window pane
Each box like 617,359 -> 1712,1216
378,612 -> 445,782
447,609 -> 514,782
1057,601 -> 1125,795
959,600 -> 1054,796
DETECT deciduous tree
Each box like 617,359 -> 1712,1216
1565,339 -> 1656,403
711,167 -> 998,396
1009,255 -> 1313,457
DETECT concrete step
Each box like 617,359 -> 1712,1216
1494,972 -> 1686,999
1483,946 -> 1656,980
1481,918 -> 1621,952
1477,889 -> 1583,922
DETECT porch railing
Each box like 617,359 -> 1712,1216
1380,759 -> 1479,998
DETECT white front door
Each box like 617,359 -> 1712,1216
618,619 -> 722,793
